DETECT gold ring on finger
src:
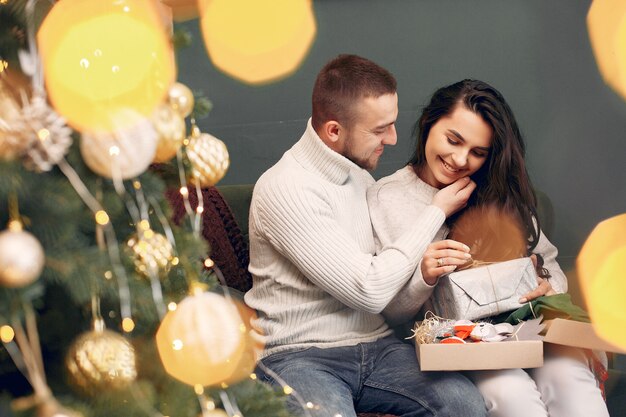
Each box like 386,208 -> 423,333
437,258 -> 444,267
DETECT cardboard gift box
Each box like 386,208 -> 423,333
543,318 -> 626,354
415,339 -> 543,371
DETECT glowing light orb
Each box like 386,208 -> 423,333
587,0 -> 626,100
199,0 -> 316,85
37,0 -> 176,132
577,213 -> 626,349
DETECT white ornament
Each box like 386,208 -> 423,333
0,227 -> 45,288
80,114 -> 157,180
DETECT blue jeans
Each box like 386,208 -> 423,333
256,336 -> 486,417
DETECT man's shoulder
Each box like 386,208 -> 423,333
253,155 -> 326,206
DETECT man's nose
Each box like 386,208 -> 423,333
382,125 -> 397,145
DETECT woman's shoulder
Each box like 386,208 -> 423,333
367,166 -> 433,213
372,165 -> 416,189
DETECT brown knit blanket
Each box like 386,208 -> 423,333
166,187 -> 252,293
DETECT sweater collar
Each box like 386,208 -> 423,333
290,118 -> 361,184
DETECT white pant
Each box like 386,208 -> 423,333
467,344 -> 609,417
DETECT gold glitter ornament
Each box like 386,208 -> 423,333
66,320 -> 137,395
127,228 -> 174,277
186,126 -> 230,187
167,82 -> 194,117
0,222 -> 45,288
151,104 -> 185,163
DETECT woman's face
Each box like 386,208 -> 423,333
420,104 -> 493,189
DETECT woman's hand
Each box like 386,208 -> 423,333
518,254 -> 557,303
421,239 -> 472,285
431,177 -> 476,217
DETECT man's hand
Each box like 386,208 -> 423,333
431,177 -> 476,217
421,239 -> 472,285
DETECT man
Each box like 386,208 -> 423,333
245,54 -> 485,417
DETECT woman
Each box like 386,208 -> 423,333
367,79 -> 608,417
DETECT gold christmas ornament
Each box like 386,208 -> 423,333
127,228 -> 174,277
155,291 -> 247,387
0,222 -> 45,288
186,127 -> 230,187
167,82 -> 194,118
37,0 -> 176,133
66,320 -> 137,395
151,104 -> 185,163
80,112 -> 157,180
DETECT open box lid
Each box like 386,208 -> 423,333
543,318 -> 626,354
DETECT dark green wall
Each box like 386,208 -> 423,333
175,0 -> 626,271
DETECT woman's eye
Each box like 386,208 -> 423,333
446,137 -> 458,145
472,150 -> 488,158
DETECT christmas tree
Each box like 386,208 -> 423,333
0,1 -> 295,416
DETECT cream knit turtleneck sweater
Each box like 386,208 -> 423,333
245,119 -> 446,358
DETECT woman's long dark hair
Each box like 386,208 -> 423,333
409,79 -> 541,253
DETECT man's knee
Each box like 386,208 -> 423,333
442,376 -> 487,417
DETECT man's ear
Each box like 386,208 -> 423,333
319,120 -> 341,144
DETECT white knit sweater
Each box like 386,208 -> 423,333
245,120 -> 446,357
367,165 -> 568,324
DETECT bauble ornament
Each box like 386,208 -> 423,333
80,112 -> 157,180
127,228 -> 174,277
0,222 -> 45,288
156,291 -> 247,386
186,127 -> 230,187
151,104 -> 185,163
167,82 -> 194,118
66,320 -> 137,395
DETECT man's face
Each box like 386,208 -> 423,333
339,93 -> 398,170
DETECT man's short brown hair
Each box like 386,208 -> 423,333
311,54 -> 397,131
